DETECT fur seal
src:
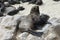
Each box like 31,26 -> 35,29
20,0 -> 31,3
53,0 -> 60,1
29,0 -> 37,4
15,6 -> 40,33
8,0 -> 20,5
16,6 -> 49,32
0,1 -> 5,17
5,6 -> 25,16
36,0 -> 43,5
29,6 -> 50,30
10,6 -> 44,40
10,6 -> 50,40
29,0 -> 43,5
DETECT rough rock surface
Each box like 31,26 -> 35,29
14,18 -> 60,40
0,15 -> 21,40
0,0 -> 60,40
0,16 -> 60,40
42,18 -> 60,40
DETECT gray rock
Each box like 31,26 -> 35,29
17,6 -> 40,32
42,18 -> 60,40
4,2 -> 10,7
4,7 -> 16,16
0,15 -> 20,40
26,34 -> 43,40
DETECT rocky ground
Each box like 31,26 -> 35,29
0,0 -> 60,40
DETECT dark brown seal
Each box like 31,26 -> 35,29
15,6 -> 40,33
10,6 -> 50,40
36,0 -> 43,5
53,0 -> 60,1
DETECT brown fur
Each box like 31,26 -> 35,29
29,6 -> 40,25
18,6 -> 40,32
36,0 -> 43,5
8,6 -> 50,40
10,6 -> 41,40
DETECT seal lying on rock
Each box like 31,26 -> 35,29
36,0 -> 43,5
29,0 -> 43,5
29,6 -> 49,30
53,0 -> 60,1
8,0 -> 20,5
0,1 -> 5,17
5,6 -> 25,16
20,0 -> 31,3
17,6 -> 40,32
29,0 -> 37,4
29,5 -> 40,22
10,6 -> 50,40
28,6 -> 40,30
16,6 -> 50,32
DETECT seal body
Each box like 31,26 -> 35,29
18,16 -> 33,32
17,6 -> 40,32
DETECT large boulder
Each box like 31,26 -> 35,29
17,32 -> 29,40
42,18 -> 60,40
4,2 -> 10,7
26,34 -> 42,40
0,15 -> 21,40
